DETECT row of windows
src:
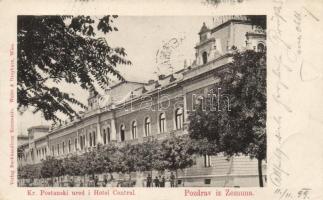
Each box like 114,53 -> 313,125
51,137 -> 78,156
36,147 -> 47,159
119,108 -> 184,141
28,108 -> 185,158
50,130 -> 106,156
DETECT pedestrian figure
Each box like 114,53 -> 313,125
153,176 -> 160,187
160,176 -> 165,187
94,176 -> 99,187
103,176 -> 108,187
146,174 -> 152,187
165,176 -> 171,187
69,178 -> 74,187
54,178 -> 58,187
170,172 -> 175,187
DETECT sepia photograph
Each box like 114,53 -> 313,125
16,15 -> 267,188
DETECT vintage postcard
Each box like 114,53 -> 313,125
0,0 -> 322,199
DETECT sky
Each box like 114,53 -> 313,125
18,16 -> 214,135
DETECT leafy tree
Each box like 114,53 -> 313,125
99,143 -> 119,178
18,164 -> 37,180
79,147 -> 105,181
220,50 -> 266,187
40,156 -> 64,185
17,15 -> 131,123
62,154 -> 82,184
187,137 -> 219,156
188,50 -> 266,187
153,135 -> 195,185
118,144 -> 139,179
135,140 -> 159,172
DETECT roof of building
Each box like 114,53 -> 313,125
17,134 -> 28,139
46,16 -> 265,133
27,125 -> 50,131
109,80 -> 146,90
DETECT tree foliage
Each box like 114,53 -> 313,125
135,140 -> 160,172
98,143 -> 119,174
19,136 -> 196,183
18,15 -> 131,123
62,154 -> 82,177
40,156 -> 64,178
188,50 -> 266,186
153,135 -> 195,172
79,147 -> 104,177
18,164 -> 41,180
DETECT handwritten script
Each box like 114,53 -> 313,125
269,0 -> 320,198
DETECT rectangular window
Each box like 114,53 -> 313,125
204,154 -> 211,167
204,179 -> 211,184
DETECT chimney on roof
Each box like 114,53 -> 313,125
158,74 -> 166,80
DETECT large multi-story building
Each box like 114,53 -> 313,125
18,15 -> 266,187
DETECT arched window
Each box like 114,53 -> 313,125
107,127 -> 111,143
89,132 -> 92,147
93,132 -> 96,146
62,142 -> 65,154
132,121 -> 137,139
257,43 -> 265,52
144,117 -> 151,136
80,135 -> 84,150
74,138 -> 77,151
175,108 -> 184,130
120,124 -> 125,142
79,136 -> 82,150
202,51 -> 208,64
159,113 -> 166,133
68,140 -> 71,153
103,129 -> 107,144
57,144 -> 60,155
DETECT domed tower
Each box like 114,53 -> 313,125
194,16 -> 266,68
87,89 -> 99,111
195,22 -> 214,66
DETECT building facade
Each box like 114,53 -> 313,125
18,16 -> 266,187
